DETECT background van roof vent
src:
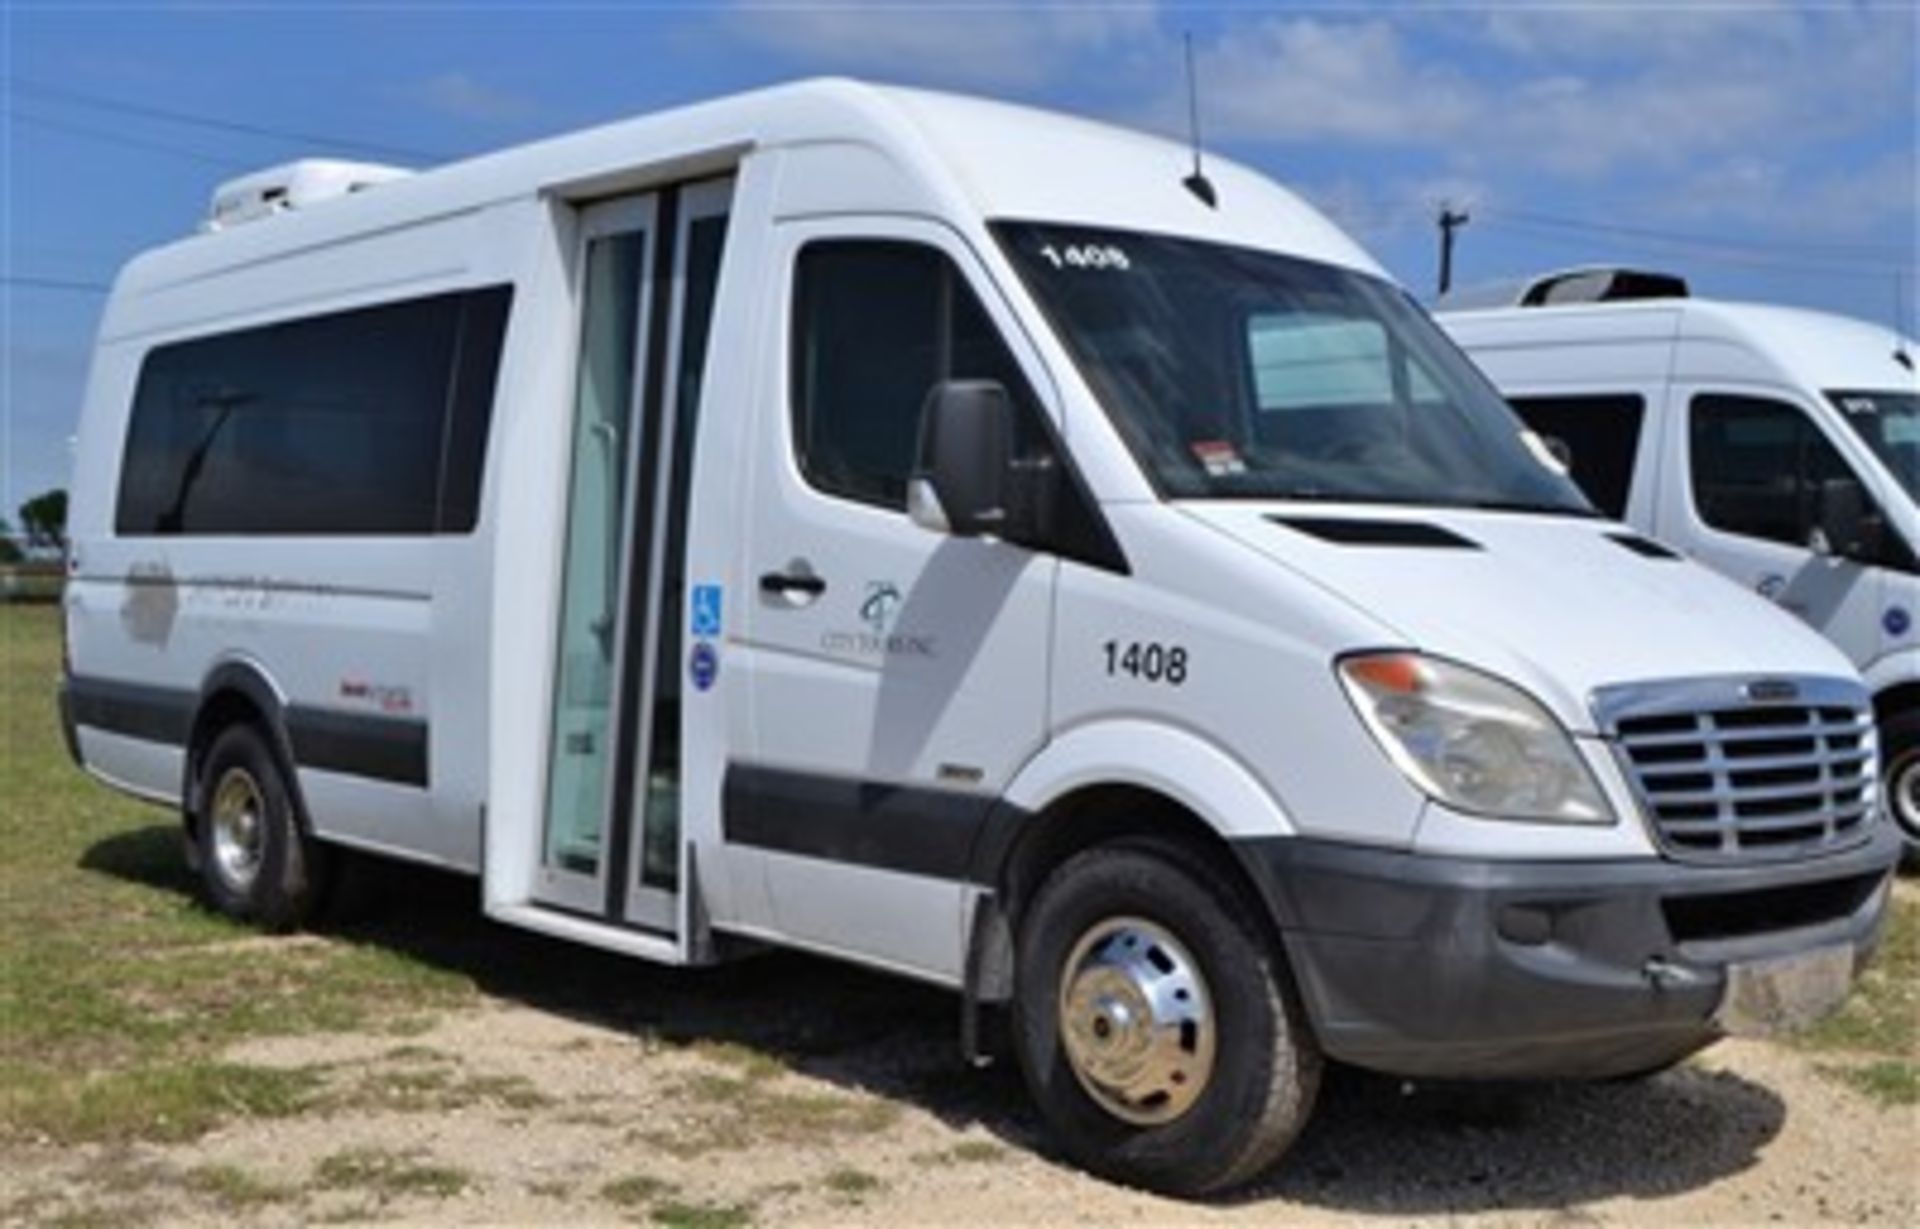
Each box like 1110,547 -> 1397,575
203,159 -> 413,232
1518,267 -> 1690,307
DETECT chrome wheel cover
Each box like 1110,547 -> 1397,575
209,766 -> 266,895
1057,915 -> 1216,1126
1892,752 -> 1920,839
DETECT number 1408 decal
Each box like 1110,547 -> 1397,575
1102,640 -> 1188,686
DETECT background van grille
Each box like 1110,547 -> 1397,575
1602,681 -> 1876,861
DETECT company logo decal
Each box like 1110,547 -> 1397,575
823,580 -> 933,658
1886,606 -> 1912,638
859,582 -> 902,634
1744,679 -> 1800,704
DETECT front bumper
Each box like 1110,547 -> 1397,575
1235,821 -> 1900,1079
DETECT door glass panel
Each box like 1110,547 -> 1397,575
639,211 -> 727,891
545,229 -> 646,875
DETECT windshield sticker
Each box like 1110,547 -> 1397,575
1189,439 -> 1247,476
1840,396 -> 1879,416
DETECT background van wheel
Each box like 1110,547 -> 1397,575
196,723 -> 326,931
1012,843 -> 1321,1197
1884,710 -> 1920,871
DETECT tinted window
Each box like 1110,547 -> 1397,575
1508,395 -> 1646,518
117,285 -> 512,536
791,241 -> 1043,510
1691,393 -> 1852,547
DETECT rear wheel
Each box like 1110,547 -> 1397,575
1012,843 -> 1320,1196
195,723 -> 326,930
1883,710 -> 1920,870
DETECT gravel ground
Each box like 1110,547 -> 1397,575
4,874 -> 1915,1226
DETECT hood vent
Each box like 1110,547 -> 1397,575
1609,532 -> 1680,560
1269,516 -> 1480,549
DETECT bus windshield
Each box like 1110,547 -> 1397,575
1827,389 -> 1919,499
994,221 -> 1594,515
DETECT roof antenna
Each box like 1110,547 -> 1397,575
1894,271 -> 1914,372
1181,32 -> 1218,209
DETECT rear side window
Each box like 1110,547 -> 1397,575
790,240 -> 1043,510
1690,393 -> 1851,547
116,285 -> 512,536
1507,394 -> 1646,518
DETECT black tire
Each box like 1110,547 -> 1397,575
1011,842 -> 1321,1197
194,723 -> 327,931
1882,709 -> 1920,871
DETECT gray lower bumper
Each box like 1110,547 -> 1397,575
1235,821 -> 1901,1080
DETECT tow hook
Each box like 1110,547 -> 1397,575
1643,956 -> 1703,990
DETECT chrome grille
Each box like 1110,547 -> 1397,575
1596,677 -> 1877,861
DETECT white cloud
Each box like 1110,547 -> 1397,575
1188,19 -> 1479,145
1667,152 -> 1920,245
726,0 -> 1157,90
1169,5 -> 1913,188
416,71 -> 534,123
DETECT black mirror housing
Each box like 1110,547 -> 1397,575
910,380 -> 1013,538
1814,476 -> 1881,561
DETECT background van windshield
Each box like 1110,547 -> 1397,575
1827,390 -> 1919,498
994,221 -> 1592,514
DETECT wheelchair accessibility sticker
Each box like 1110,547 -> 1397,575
691,584 -> 723,638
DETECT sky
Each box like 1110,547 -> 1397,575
4,0 -> 1916,515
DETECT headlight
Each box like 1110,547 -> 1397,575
1338,652 -> 1613,824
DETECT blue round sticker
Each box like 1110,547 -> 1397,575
689,641 -> 719,691
1886,607 -> 1912,638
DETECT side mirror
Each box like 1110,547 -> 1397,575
909,380 -> 1012,538
1812,476 -> 1880,561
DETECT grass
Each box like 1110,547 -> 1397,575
0,605 -> 476,1144
1821,1058 -> 1920,1107
639,1069 -> 900,1158
1790,880 -> 1919,1106
180,1163 -> 300,1210
651,1200 -> 754,1229
313,1147 -> 471,1201
602,1173 -> 678,1207
822,1167 -> 883,1200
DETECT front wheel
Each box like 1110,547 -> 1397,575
1011,843 -> 1321,1196
1882,710 -> 1920,870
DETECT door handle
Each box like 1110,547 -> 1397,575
759,570 -> 827,600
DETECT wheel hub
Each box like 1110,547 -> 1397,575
1058,917 -> 1215,1125
210,767 -> 265,893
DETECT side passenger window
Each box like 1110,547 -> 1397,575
791,240 -> 1045,510
1691,394 -> 1855,548
1507,395 -> 1646,519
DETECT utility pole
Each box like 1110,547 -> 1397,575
1437,205 -> 1470,296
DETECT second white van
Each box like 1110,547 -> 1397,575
1440,270 -> 1919,864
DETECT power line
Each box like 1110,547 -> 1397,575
1,276 -> 110,293
1483,205 -> 1913,265
1491,218 -> 1912,280
2,77 -> 446,164
6,108 -> 257,169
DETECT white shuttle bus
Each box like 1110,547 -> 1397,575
63,84 -> 1900,1194
1438,271 -> 1919,865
